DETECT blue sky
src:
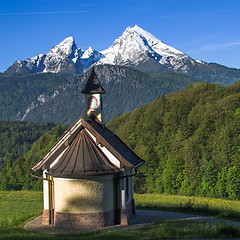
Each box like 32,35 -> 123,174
1,0 -> 240,72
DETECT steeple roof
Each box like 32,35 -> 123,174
81,67 -> 105,94
48,128 -> 120,178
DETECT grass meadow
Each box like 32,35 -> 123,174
1,191 -> 240,239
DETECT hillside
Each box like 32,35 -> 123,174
0,121 -> 56,170
108,82 -> 240,199
2,81 -> 240,196
0,65 -> 197,124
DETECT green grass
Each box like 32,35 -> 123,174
140,219 -> 240,239
0,191 -> 43,229
1,191 -> 240,239
135,193 -> 240,220
0,191 -> 42,239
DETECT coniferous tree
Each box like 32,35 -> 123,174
200,160 -> 218,197
215,166 -> 228,198
226,166 -> 240,200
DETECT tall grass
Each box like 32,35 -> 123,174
135,193 -> 240,220
0,191 -> 42,229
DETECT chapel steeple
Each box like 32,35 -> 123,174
81,67 -> 105,122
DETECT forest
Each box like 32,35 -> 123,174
108,81 -> 240,199
0,121 -> 55,170
1,81 -> 240,200
0,124 -> 67,190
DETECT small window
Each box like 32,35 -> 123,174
88,96 -> 98,110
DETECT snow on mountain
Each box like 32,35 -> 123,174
5,25 -> 203,75
98,25 -> 196,73
42,36 -> 80,73
81,46 -> 94,59
6,37 -> 101,74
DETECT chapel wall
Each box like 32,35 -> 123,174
54,176 -> 114,213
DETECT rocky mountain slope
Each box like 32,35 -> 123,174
0,65 -> 197,124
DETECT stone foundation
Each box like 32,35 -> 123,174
42,209 -> 50,225
132,198 -> 136,215
54,210 -> 115,230
42,209 -> 54,225
120,209 -> 128,225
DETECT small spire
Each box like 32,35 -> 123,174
81,67 -> 105,94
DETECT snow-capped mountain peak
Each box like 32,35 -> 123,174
48,36 -> 77,57
5,25 -> 202,75
5,36 -> 100,74
81,46 -> 94,59
132,25 -> 186,57
98,25 -> 191,72
42,36 -> 81,73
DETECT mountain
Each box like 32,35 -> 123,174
0,65 -> 197,124
1,25 -> 240,125
98,25 -> 192,72
5,37 -> 102,75
4,25 -> 240,86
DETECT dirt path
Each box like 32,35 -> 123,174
24,209 -> 240,234
131,210 -> 240,227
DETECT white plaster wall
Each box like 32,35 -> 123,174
54,175 -> 115,213
43,170 -> 49,209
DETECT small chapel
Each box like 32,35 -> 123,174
30,67 -> 145,230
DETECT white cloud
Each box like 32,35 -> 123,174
188,41 -> 240,54
0,10 -> 89,16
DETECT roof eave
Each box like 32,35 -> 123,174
31,117 -> 84,171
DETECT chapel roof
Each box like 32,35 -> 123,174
31,116 -> 144,174
48,128 -> 120,178
81,67 -> 105,94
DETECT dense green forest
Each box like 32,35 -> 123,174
108,82 -> 240,199
0,121 -> 56,170
0,124 -> 68,190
